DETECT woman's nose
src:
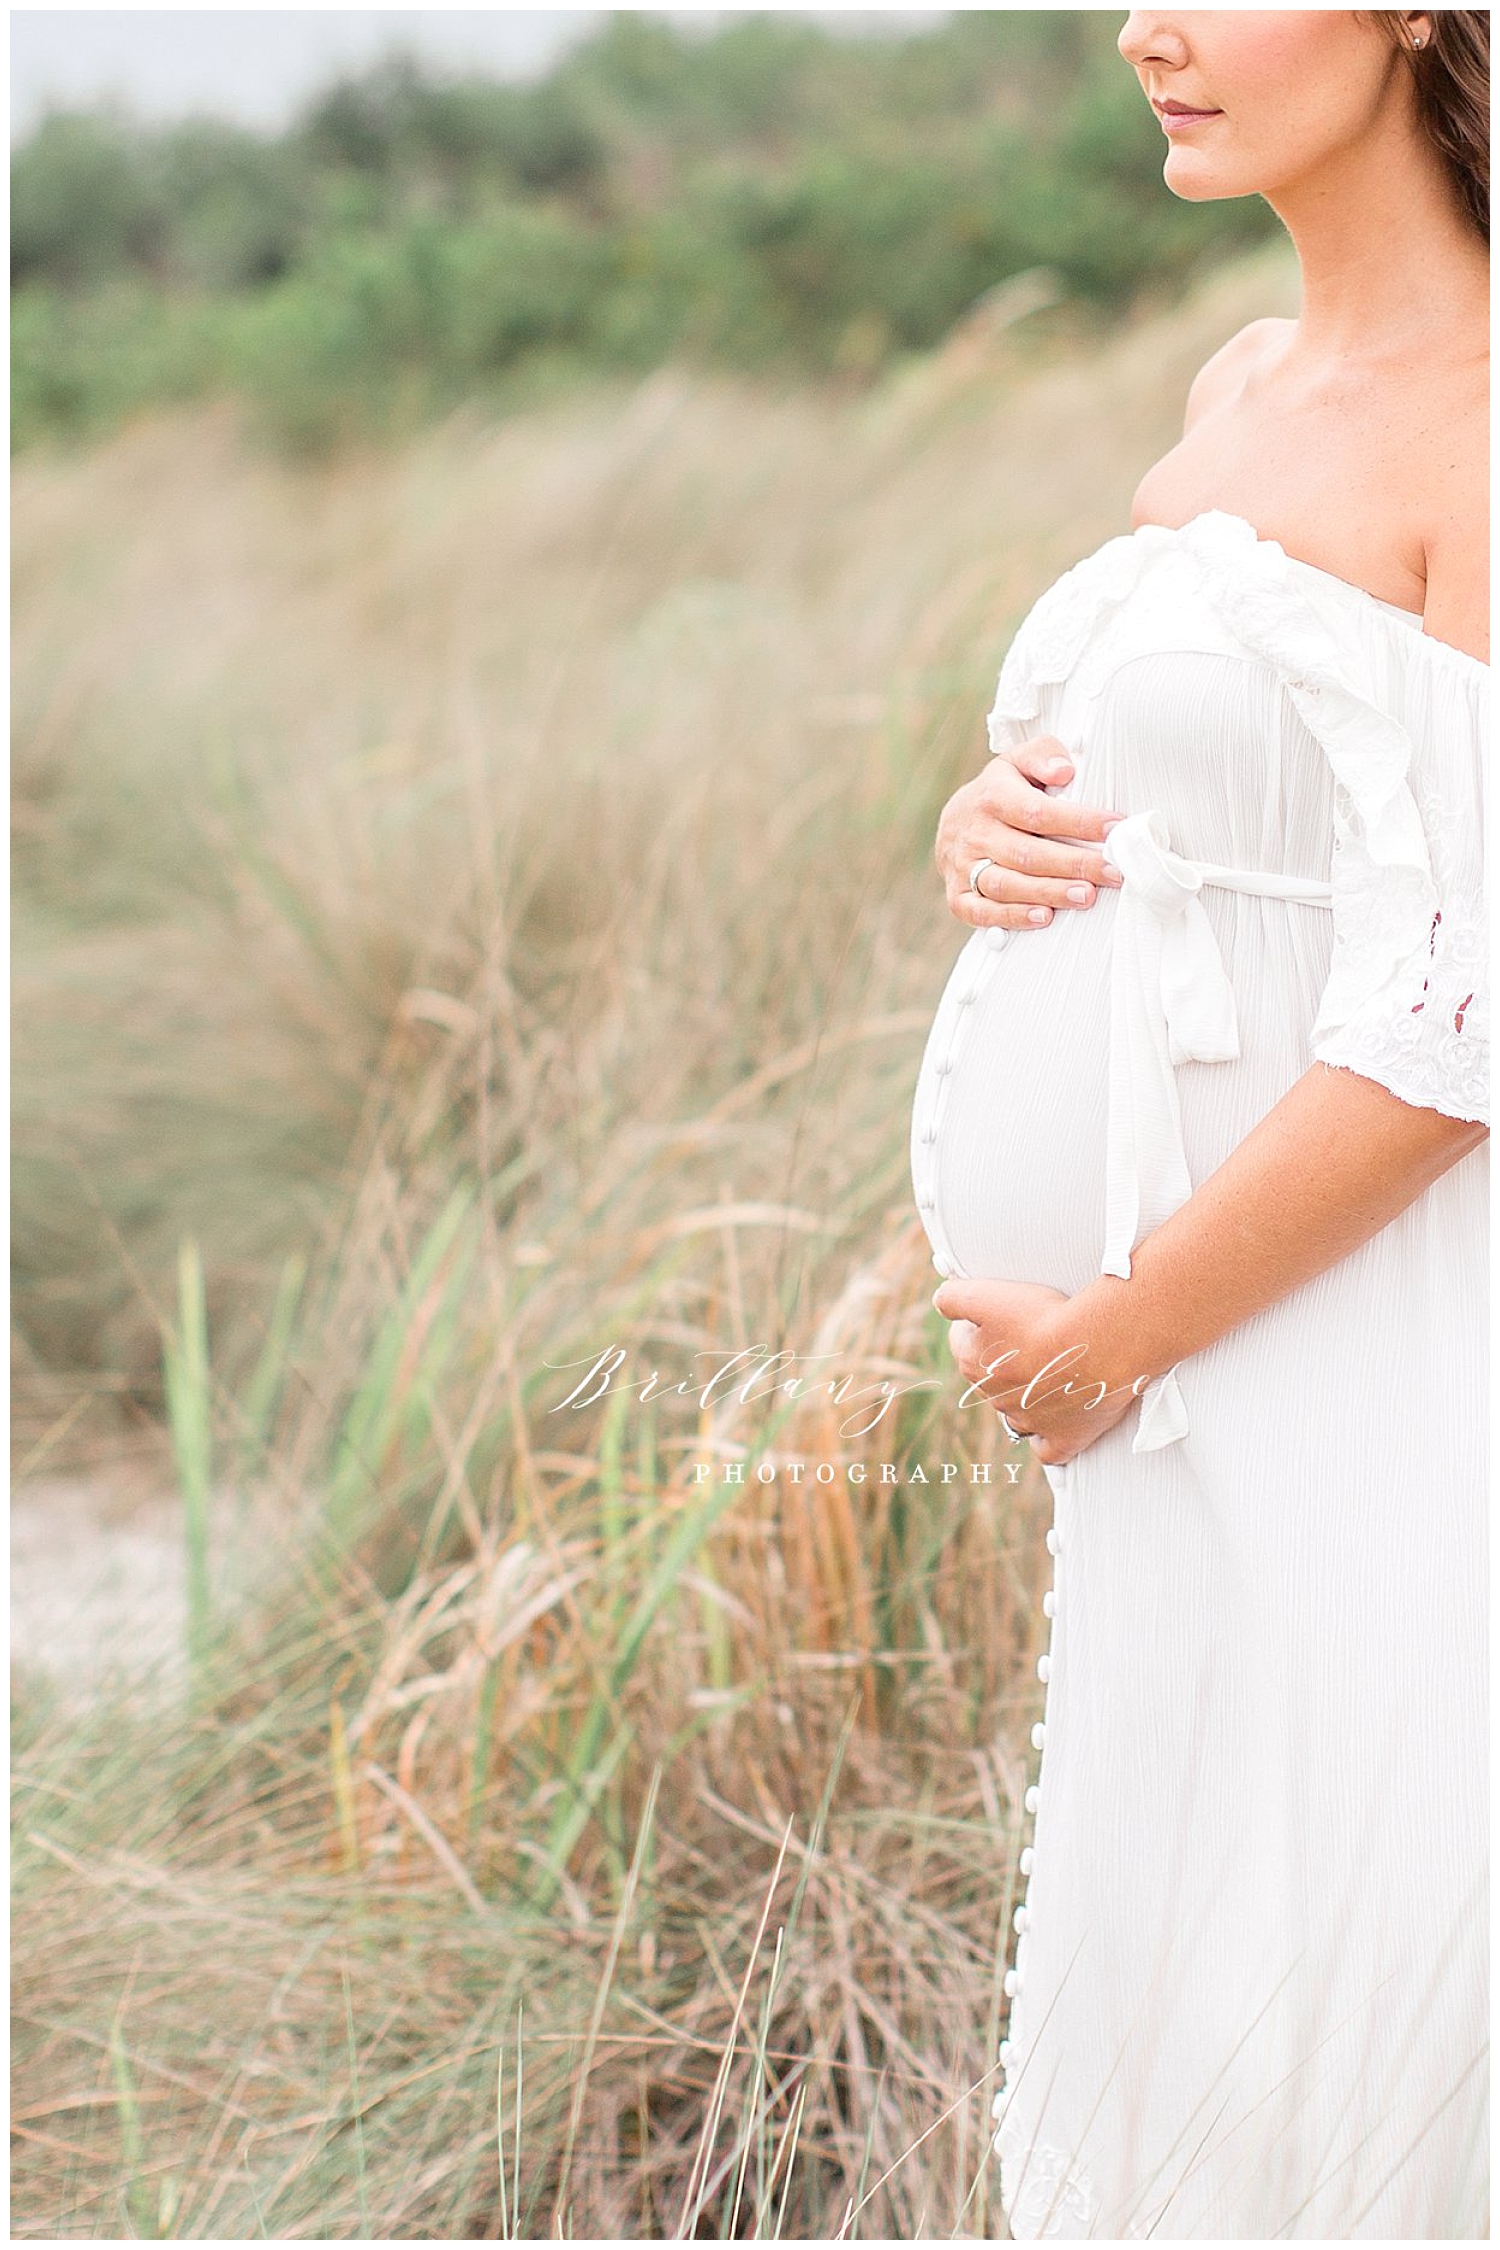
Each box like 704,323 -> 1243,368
1117,13 -> 1188,67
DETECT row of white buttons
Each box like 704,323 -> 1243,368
1000,1512 -> 1062,2059
915,929 -> 1009,1279
916,925 -> 1041,2098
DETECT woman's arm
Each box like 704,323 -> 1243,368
1063,1060 -> 1484,1391
935,1062 -> 1486,1462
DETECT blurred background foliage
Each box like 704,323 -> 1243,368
11,11 -> 1278,452
12,17 -> 1300,2231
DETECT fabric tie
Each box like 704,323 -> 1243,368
1098,809 -> 1334,1453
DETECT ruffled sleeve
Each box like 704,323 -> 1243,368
984,530 -> 1148,759
1308,641 -> 1488,1127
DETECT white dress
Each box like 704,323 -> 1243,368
909,510 -> 1488,2239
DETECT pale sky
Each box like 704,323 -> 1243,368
10,9 -> 945,140
11,12 -> 599,136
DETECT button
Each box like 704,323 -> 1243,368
1045,1527 -> 1060,1557
998,2040 -> 1013,2068
921,1122 -> 938,1144
1031,1721 -> 1046,1750
932,1255 -> 952,1278
986,928 -> 1010,952
1013,1906 -> 1029,1934
1042,1591 -> 1056,1619
1036,1654 -> 1051,1683
935,1052 -> 955,1075
1003,1968 -> 1020,1998
918,1190 -> 936,1211
957,986 -> 978,1007
1024,1784 -> 1040,1815
1019,1846 -> 1034,1876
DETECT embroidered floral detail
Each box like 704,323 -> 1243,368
992,2107 -> 1097,2238
1314,767 -> 1488,1123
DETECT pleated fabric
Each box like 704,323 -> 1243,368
909,512 -> 1488,2238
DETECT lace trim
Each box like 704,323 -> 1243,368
992,2097 -> 1173,2239
1311,769 -> 1488,1125
993,2100 -> 1097,2237
984,510 -> 1489,1128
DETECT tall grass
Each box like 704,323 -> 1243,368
11,244 -> 1299,2236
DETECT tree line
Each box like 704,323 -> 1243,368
11,12 -> 1277,451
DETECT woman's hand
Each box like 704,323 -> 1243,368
933,1276 -> 1143,1465
936,734 -> 1125,932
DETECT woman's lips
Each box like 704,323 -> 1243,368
1154,101 -> 1223,133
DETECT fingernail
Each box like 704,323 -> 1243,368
1101,815 -> 1125,831
1027,907 -> 1051,925
1103,867 -> 1125,885
1045,758 -> 1071,777
1066,884 -> 1091,904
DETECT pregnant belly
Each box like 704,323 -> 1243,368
909,909 -> 1114,1296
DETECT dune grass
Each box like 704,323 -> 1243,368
11,243 -> 1298,2237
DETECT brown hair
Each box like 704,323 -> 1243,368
1369,10 -> 1489,241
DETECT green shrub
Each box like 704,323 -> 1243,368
228,208 -> 614,447
12,113 -> 170,287
156,119 -> 313,288
10,282 -> 228,449
10,13 -> 1281,452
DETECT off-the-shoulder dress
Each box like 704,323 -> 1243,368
910,508 -> 1488,2239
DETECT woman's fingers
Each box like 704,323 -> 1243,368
950,859 -> 1107,930
989,738 -> 1126,859
947,838 -> 1123,930
938,734 -> 1126,930
1006,731 -> 1078,790
948,892 -> 1058,933
1000,736 -> 1120,845
948,1321 -> 1021,1408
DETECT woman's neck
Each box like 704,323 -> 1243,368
1265,118 -> 1487,363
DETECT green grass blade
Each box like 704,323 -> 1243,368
161,1237 -> 213,1683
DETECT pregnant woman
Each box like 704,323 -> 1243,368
910,12 -> 1488,2239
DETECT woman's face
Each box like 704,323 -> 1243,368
1115,10 -> 1425,205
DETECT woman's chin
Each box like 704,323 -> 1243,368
1160,154 -> 1257,205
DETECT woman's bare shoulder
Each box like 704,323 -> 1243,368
1181,316 -> 1295,433
1128,317 -> 1294,528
